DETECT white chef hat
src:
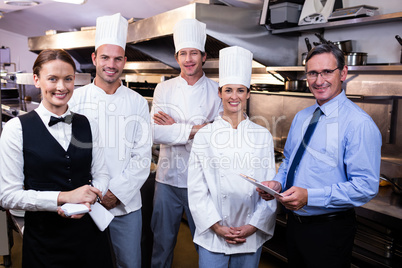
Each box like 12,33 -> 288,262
173,18 -> 206,53
95,13 -> 128,51
219,46 -> 253,88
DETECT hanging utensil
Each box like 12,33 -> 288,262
305,37 -> 312,52
396,35 -> 402,63
267,70 -> 285,83
395,35 -> 402,46
314,32 -> 329,44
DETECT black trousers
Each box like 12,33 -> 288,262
286,210 -> 356,268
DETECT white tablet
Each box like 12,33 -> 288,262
239,173 -> 283,197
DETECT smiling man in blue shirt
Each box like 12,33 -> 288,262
258,43 -> 382,268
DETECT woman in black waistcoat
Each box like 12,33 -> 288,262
0,49 -> 113,267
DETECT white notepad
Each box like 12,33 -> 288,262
89,202 -> 114,231
61,203 -> 90,216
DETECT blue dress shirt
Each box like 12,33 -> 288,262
275,91 -> 382,216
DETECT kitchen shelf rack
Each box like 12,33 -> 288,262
270,11 -> 402,34
250,91 -> 402,101
266,65 -> 402,72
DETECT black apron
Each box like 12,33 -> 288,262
19,111 -> 113,268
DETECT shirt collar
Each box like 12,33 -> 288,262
91,79 -> 123,95
315,90 -> 347,117
178,73 -> 206,87
216,112 -> 249,129
36,102 -> 72,125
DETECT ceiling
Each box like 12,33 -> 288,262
0,0 -> 264,37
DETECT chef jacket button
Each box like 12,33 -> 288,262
223,195 -> 227,198
224,216 -> 227,219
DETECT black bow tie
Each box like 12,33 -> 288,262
48,114 -> 73,127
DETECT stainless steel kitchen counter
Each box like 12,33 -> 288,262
356,186 -> 402,231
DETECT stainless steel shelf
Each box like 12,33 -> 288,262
266,65 -> 402,72
251,91 -> 402,100
271,12 -> 402,34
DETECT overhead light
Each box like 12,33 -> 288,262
4,0 -> 40,6
52,0 -> 87,4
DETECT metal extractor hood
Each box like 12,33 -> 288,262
28,3 -> 298,70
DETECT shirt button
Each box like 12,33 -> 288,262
65,154 -> 70,159
223,195 -> 227,199
68,179 -> 72,183
66,166 -> 71,170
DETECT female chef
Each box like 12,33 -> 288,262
187,46 -> 277,268
0,49 -> 112,267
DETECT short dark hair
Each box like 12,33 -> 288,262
33,49 -> 76,77
305,43 -> 345,70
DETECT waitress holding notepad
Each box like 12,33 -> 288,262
0,49 -> 112,267
187,46 -> 277,267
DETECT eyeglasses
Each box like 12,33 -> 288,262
306,67 -> 340,80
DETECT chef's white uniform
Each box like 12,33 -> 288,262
150,74 -> 222,267
69,82 -> 152,266
188,116 -> 276,265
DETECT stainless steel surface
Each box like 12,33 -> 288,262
345,52 -> 368,66
0,210 -> 9,256
248,71 -> 402,195
380,176 -> 402,195
266,65 -> 402,72
333,40 -> 353,53
271,11 -> 402,34
284,80 -> 307,92
28,3 -> 298,69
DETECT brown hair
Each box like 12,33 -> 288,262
33,49 -> 76,77
218,86 -> 250,93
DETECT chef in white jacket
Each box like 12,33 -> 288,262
150,18 -> 222,267
188,46 -> 277,268
68,13 -> 152,268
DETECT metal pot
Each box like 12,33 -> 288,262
285,80 -> 308,92
333,40 -> 352,53
345,52 -> 367,66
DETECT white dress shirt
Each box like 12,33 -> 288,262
151,74 -> 222,188
188,116 -> 277,254
0,103 -> 109,211
69,82 -> 152,216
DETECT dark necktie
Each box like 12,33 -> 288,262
48,114 -> 73,127
285,107 -> 323,190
